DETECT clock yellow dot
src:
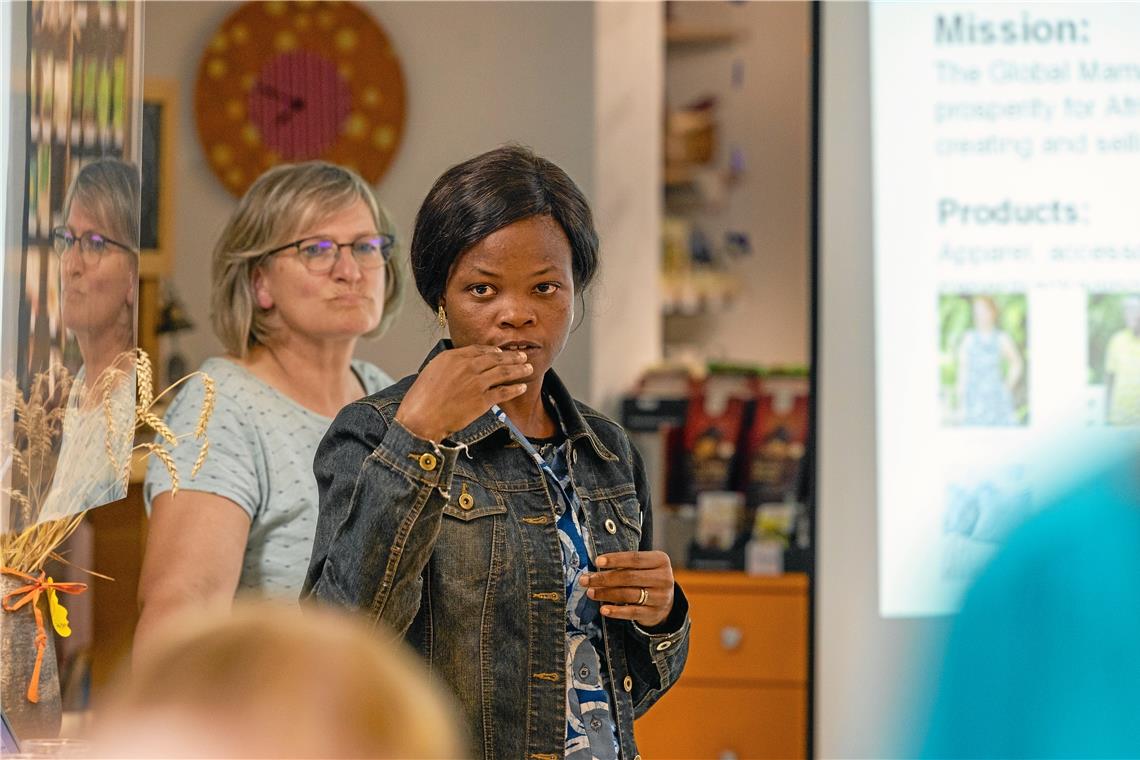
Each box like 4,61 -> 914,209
230,23 -> 249,45
212,144 -> 234,167
338,62 -> 354,81
264,2 -> 285,17
335,28 -> 358,53
276,30 -> 298,52
264,151 -> 280,167
372,125 -> 395,151
207,58 -> 228,80
210,33 -> 228,53
241,73 -> 256,92
226,99 -> 245,121
362,87 -> 382,108
294,13 -> 312,31
226,168 -> 245,187
344,113 -> 367,139
317,10 -> 334,29
241,124 -> 261,146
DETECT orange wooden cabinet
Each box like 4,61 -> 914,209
634,571 -> 809,759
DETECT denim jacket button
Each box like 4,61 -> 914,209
459,493 -> 474,510
604,518 -> 617,534
417,452 -> 438,471
655,640 -> 673,652
622,675 -> 633,692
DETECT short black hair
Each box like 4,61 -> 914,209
410,145 -> 599,308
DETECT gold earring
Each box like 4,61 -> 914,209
437,304 -> 447,328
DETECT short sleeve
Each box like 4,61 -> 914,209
144,372 -> 262,520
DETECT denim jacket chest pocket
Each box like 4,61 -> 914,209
435,473 -> 509,587
581,486 -> 643,555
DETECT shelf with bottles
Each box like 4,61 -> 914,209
661,268 -> 737,317
661,215 -> 751,317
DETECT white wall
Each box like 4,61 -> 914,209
142,1 -> 600,393
589,2 -> 664,413
663,1 -> 811,366
817,4 -> 948,757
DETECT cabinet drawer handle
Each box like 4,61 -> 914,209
719,625 -> 743,651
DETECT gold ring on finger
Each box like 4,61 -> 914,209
636,587 -> 649,606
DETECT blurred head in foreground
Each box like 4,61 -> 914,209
920,452 -> 1140,759
95,603 -> 466,758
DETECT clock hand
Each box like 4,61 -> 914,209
256,82 -> 290,102
275,97 -> 307,125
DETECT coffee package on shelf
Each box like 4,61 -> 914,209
676,377 -> 753,504
742,378 -> 810,506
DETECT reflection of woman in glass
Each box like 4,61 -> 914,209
40,159 -> 140,519
956,296 -> 1023,426
56,159 -> 139,388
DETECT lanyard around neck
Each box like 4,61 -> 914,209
490,402 -> 573,506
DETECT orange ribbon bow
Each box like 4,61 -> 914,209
1,567 -> 88,703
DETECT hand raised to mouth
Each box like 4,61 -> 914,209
395,345 -> 533,443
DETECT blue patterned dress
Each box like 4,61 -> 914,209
495,393 -> 620,760
960,330 -> 1016,426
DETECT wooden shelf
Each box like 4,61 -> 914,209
635,570 -> 808,758
664,162 -> 696,187
675,569 -> 809,594
666,22 -> 738,47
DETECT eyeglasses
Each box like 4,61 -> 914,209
51,227 -> 137,264
264,234 -> 394,273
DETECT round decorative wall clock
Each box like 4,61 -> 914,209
194,0 -> 406,196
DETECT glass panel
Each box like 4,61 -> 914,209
2,1 -> 143,532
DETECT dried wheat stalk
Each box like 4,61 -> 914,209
2,349 -> 215,573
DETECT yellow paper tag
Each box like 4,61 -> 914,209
45,577 -> 72,638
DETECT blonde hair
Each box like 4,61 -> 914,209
63,157 -> 141,251
100,603 -> 466,758
211,161 -> 405,357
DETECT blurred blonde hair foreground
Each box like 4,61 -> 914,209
94,603 -> 466,759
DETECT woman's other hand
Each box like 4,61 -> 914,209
581,550 -> 676,628
395,345 -> 531,442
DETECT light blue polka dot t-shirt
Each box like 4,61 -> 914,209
144,356 -> 393,601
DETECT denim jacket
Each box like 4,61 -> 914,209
302,342 -> 690,760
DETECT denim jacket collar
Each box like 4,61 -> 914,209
420,340 -> 618,461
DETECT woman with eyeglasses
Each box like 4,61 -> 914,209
39,158 -> 141,519
136,162 -> 404,659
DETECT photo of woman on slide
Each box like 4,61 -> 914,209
940,294 -> 1028,427
1088,292 -> 1140,426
